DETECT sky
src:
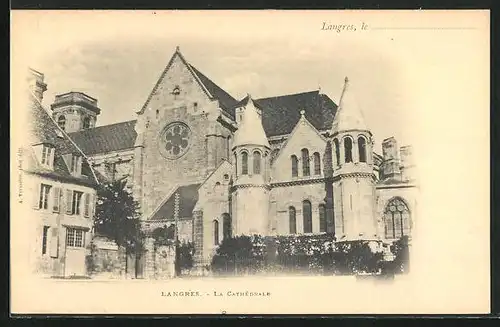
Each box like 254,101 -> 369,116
12,10 -> 488,153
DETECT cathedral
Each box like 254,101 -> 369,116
39,46 -> 417,269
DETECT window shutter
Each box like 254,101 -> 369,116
52,187 -> 61,212
66,189 -> 73,215
33,145 -> 42,165
33,183 -> 41,209
49,227 -> 59,258
84,193 -> 90,218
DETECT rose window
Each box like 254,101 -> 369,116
159,122 -> 191,159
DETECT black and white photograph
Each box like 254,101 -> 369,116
10,10 -> 490,314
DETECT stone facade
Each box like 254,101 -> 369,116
46,47 -> 418,276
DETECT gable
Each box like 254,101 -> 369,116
271,115 -> 327,183
196,159 -> 233,210
138,50 -> 213,115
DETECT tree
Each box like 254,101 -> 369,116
390,235 -> 410,274
94,178 -> 144,254
151,224 -> 176,247
211,235 -> 265,275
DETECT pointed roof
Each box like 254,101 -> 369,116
137,47 -> 238,119
232,94 -> 270,149
331,77 -> 368,134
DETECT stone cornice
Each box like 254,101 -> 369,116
331,172 -> 377,182
271,178 -> 326,188
376,183 -> 418,190
231,184 -> 272,191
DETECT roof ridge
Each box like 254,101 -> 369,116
255,90 -> 319,101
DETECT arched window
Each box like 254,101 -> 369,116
384,198 -> 411,240
313,152 -> 321,175
253,151 -> 261,174
301,148 -> 310,176
319,204 -> 327,233
303,200 -> 312,233
291,155 -> 298,177
83,117 -> 91,129
333,139 -> 340,166
213,220 -> 219,245
241,152 -> 248,175
358,136 -> 367,163
344,137 -> 353,163
223,213 -> 232,240
289,206 -> 296,234
57,115 -> 66,131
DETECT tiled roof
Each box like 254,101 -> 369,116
254,90 -> 338,137
26,93 -> 98,187
149,183 -> 201,221
189,64 -> 239,119
68,120 -> 137,155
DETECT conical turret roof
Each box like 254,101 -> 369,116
331,77 -> 369,134
232,94 -> 270,149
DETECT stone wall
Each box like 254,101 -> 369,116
87,236 -> 126,279
142,237 -> 176,279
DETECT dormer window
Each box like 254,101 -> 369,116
34,143 -> 55,169
41,145 -> 54,167
70,154 -> 82,176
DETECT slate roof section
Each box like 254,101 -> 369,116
67,120 -> 137,155
149,183 -> 201,221
71,90 -> 338,155
26,93 -> 98,187
189,64 -> 239,119
254,90 -> 338,137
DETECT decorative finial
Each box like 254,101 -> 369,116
247,93 -> 252,100
300,110 -> 305,117
176,45 -> 180,52
345,76 -> 349,83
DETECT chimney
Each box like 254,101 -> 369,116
381,137 -> 401,180
27,68 -> 48,103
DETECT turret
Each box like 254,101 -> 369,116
231,94 -> 271,236
329,77 -> 377,241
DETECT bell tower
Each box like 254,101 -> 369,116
50,92 -> 101,133
329,77 -> 377,241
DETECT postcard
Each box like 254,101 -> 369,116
10,9 -> 490,315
